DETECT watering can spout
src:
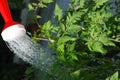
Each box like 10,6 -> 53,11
0,0 -> 26,41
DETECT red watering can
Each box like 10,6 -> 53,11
0,0 -> 26,41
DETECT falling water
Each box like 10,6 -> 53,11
5,34 -> 55,72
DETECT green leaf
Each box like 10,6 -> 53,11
71,0 -> 80,4
38,3 -> 47,8
32,3 -> 37,6
42,0 -> 53,3
58,36 -> 76,45
71,70 -> 80,77
57,44 -> 65,53
57,36 -> 76,53
28,3 -> 34,10
92,41 -> 107,54
69,53 -> 78,61
102,40 -> 115,46
54,3 -> 63,21
98,34 -> 115,46
86,38 -> 107,54
93,0 -> 108,9
66,11 -> 86,24
36,15 -> 41,19
66,25 -> 81,34
67,42 -> 76,52
42,21 -> 51,31
58,55 -> 66,62
41,21 -> 52,37
80,0 -> 84,8
106,71 -> 119,80
60,23 -> 65,32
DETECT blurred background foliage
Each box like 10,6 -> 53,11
8,0 -> 24,10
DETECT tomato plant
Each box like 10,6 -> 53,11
25,0 -> 120,80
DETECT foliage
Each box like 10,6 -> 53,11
106,71 -> 120,80
24,67 -> 35,80
26,0 -> 120,80
28,0 -> 53,10
8,0 -> 23,9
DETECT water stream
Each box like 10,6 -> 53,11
5,34 -> 55,72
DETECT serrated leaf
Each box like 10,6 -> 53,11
93,0 -> 108,9
102,40 -> 115,46
67,11 -> 85,24
41,21 -> 52,37
98,33 -> 115,46
66,25 -> 81,33
42,21 -> 51,30
58,36 -> 76,45
86,38 -> 94,51
57,36 -> 76,53
87,40 -> 107,54
92,41 -> 107,54
54,3 -> 63,21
